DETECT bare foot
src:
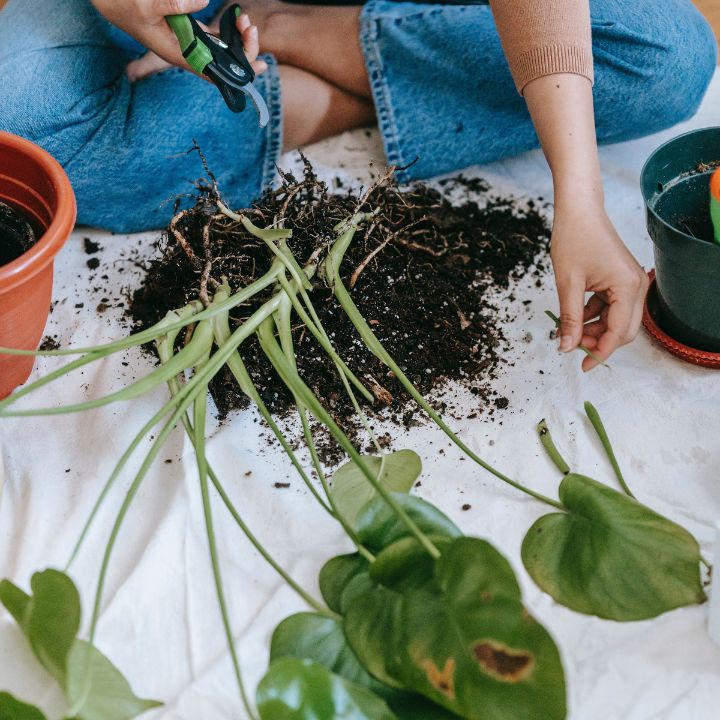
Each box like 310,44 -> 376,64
280,65 -> 375,150
234,1 -> 371,98
127,12 -> 267,82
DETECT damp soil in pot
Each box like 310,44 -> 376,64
0,200 -> 38,266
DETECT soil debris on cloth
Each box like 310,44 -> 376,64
129,160 -> 551,458
83,236 -> 102,254
39,335 -> 60,351
0,201 -> 36,266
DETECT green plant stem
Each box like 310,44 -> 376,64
584,401 -> 634,498
164,375 -> 336,617
209,464 -> 340,618
87,294 -> 286,643
256,321 -> 440,559
268,305 -> 375,563
0,264 -> 282,362
192,362 -> 258,720
211,284 -> 333,514
156,317 -> 337,618
227,204 -> 373,405
544,310 -> 610,369
65,403 -> 169,570
537,419 -> 571,476
0,303 -> 199,412
87,322 -> 216,643
258,313 -> 367,554
65,307 -> 202,569
325,214 -> 565,511
0,315 -> 216,417
277,272 -> 381,454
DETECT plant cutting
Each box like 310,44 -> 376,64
0,131 -> 76,399
0,166 -> 709,718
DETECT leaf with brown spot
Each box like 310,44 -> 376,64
345,537 -> 566,720
473,640 -> 534,683
420,658 -> 456,700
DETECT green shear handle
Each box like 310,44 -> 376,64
166,5 -> 269,126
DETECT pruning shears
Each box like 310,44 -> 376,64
166,4 -> 269,126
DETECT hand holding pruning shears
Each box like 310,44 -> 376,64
91,0 -> 268,124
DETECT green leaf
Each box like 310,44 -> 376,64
0,693 -> 48,720
29,571 -> 81,686
66,640 -> 162,720
331,450 -> 422,527
271,613 -> 380,690
522,473 -> 705,620
346,537 -> 566,720
0,571 -> 160,720
355,493 -> 461,553
319,553 -> 369,614
369,536 -> 453,593
339,572 -> 377,615
0,570 -> 80,686
269,613 -> 458,720
256,657 -> 398,720
0,580 -> 31,632
343,582 -> 406,690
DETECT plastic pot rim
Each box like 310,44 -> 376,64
640,125 -> 720,254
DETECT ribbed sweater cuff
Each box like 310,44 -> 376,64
511,44 -> 594,94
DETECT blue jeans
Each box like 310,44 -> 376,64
0,0 -> 715,232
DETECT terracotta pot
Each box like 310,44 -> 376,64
0,132 -> 76,398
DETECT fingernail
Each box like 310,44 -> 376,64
559,335 -> 573,352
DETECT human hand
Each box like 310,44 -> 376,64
90,0 -> 267,81
92,0 -> 211,69
550,202 -> 648,371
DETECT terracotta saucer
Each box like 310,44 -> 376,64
642,269 -> 720,369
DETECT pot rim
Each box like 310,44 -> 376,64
0,131 -> 76,294
640,125 -> 720,253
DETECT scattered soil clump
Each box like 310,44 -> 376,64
0,201 -> 36,266
130,162 -> 550,454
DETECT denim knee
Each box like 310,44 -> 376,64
593,0 -> 717,143
644,3 -> 717,129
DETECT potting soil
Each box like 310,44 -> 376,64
130,161 -> 550,456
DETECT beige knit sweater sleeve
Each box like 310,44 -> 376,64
488,0 -> 594,93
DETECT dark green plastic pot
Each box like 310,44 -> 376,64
641,127 -> 720,352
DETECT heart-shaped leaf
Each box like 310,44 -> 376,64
66,640 -> 162,720
0,693 -> 48,720
256,657 -> 398,720
271,613 -> 380,690
331,450 -> 422,527
319,553 -> 369,614
0,570 -> 80,685
269,613 -> 458,719
522,473 -> 706,620
346,537 -> 566,720
355,493 -> 461,553
1,570 -> 159,720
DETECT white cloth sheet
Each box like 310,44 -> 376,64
1,72 -> 720,720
